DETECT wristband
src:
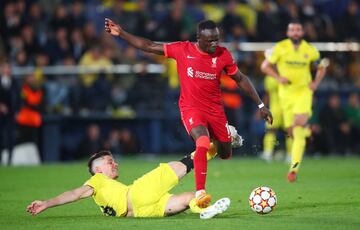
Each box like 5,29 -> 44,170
258,103 -> 264,109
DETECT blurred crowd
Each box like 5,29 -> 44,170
0,0 -> 360,159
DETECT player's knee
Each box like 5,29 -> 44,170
195,136 -> 210,150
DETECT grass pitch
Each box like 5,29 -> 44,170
1,156 -> 360,230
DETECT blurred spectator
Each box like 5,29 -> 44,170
77,124 -> 104,159
154,0 -> 193,41
104,129 -> 123,156
45,27 -> 72,64
49,4 -> 72,33
221,0 -> 246,39
70,28 -> 86,63
119,128 -> 138,154
21,24 -> 41,60
0,61 -> 20,165
127,65 -> 165,113
337,0 -> 360,41
16,73 -> 45,158
319,94 -> 351,154
13,49 -> 29,66
27,2 -> 48,47
83,22 -> 98,47
0,2 -> 25,48
256,0 -> 281,41
79,44 -> 113,111
69,1 -> 87,29
344,93 -> 360,154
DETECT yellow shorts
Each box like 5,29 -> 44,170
266,92 -> 283,129
129,163 -> 179,217
279,86 -> 313,128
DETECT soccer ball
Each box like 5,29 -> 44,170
249,186 -> 277,214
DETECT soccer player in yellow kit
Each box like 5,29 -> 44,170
261,73 -> 292,162
26,151 -> 230,219
261,21 -> 328,182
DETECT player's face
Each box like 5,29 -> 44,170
287,23 -> 304,44
100,155 -> 119,179
197,28 -> 220,54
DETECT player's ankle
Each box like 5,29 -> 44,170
195,189 -> 206,198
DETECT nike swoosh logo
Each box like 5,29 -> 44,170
187,55 -> 196,59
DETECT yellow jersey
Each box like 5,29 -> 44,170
85,173 -> 130,217
264,75 -> 279,94
267,39 -> 320,89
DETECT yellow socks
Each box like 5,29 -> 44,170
285,135 -> 293,160
290,126 -> 306,173
189,198 -> 204,213
263,131 -> 276,158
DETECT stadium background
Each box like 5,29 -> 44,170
1,0 -> 360,164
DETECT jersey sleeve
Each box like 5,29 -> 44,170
163,42 -> 184,59
310,45 -> 320,62
222,48 -> 238,76
267,44 -> 281,64
84,174 -> 103,193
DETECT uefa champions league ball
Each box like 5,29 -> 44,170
249,186 -> 277,214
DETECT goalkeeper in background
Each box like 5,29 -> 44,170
261,20 -> 328,182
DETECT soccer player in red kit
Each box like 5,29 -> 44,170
105,18 -> 273,208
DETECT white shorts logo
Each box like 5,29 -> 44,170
187,67 -> 194,78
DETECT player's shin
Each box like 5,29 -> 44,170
290,126 -> 306,173
194,136 -> 211,208
262,131 -> 276,161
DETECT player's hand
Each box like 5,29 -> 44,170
105,18 -> 122,36
309,81 -> 319,91
260,107 -> 273,125
276,76 -> 290,85
26,200 -> 47,216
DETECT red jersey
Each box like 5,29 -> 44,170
164,41 -> 238,113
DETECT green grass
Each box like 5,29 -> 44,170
1,156 -> 360,230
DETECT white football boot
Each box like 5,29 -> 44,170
228,125 -> 244,148
200,198 -> 231,220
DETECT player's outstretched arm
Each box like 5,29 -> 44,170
261,60 -> 290,84
26,185 -> 93,216
105,18 -> 164,55
230,71 -> 273,124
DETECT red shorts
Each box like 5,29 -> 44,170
180,109 -> 231,142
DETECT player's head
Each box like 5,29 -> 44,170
287,20 -> 304,45
88,150 -> 119,179
197,20 -> 220,54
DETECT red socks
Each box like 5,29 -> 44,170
194,136 -> 210,191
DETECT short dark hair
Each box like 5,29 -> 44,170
288,19 -> 303,26
87,150 -> 112,175
197,20 -> 217,33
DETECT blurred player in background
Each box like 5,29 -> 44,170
261,20 -> 328,182
104,18 -> 272,207
261,49 -> 293,163
27,150 -> 230,219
